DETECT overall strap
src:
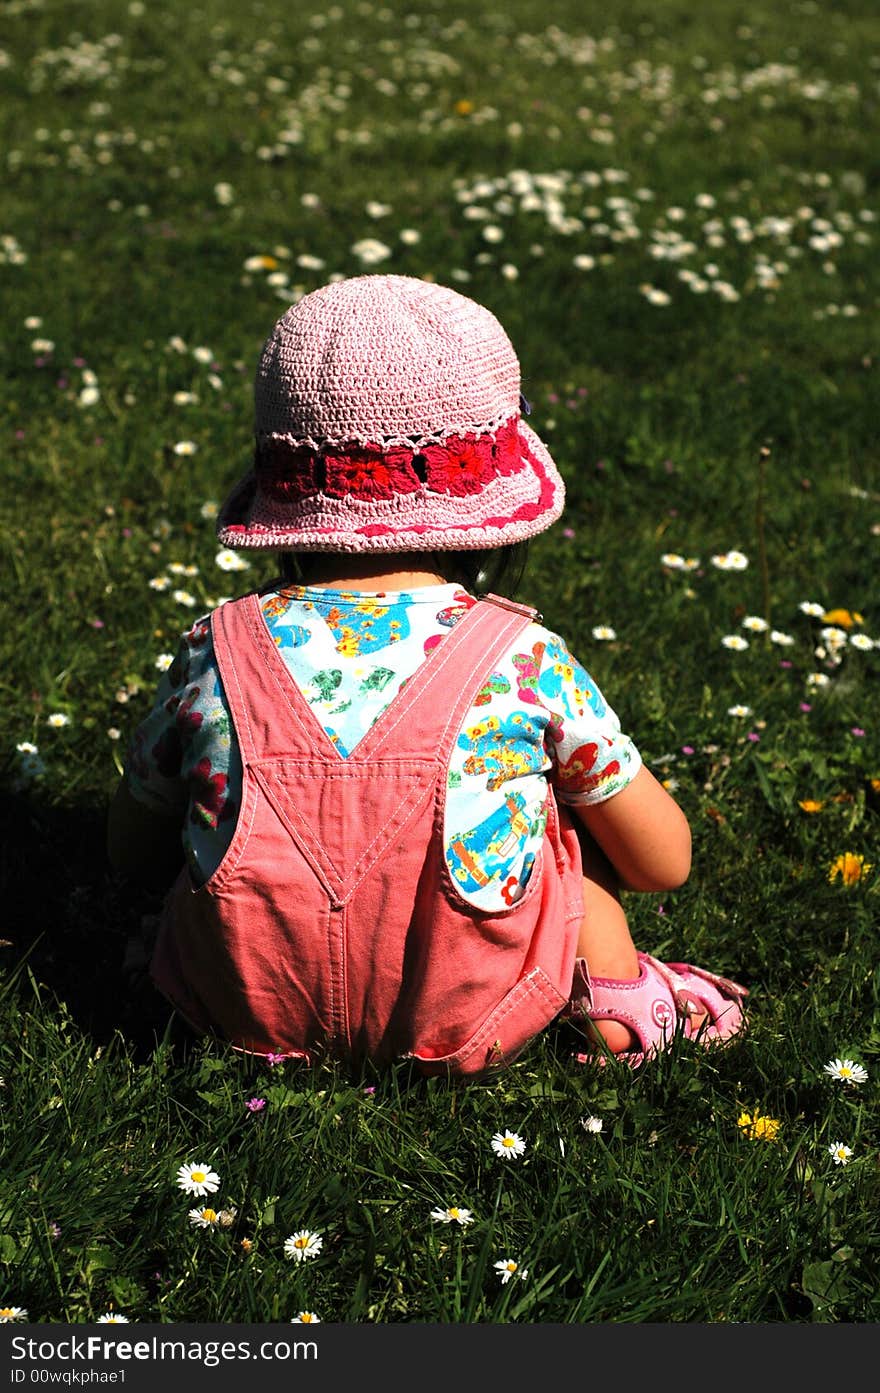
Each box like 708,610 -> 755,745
209,594 -> 340,765
357,593 -> 537,763
211,591 -> 537,765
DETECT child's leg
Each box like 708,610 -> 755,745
576,834 -> 640,1054
575,831 -> 710,1053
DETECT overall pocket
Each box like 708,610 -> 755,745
408,966 -> 566,1077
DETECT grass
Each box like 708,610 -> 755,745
1,0 -> 878,1325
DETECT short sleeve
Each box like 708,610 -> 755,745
534,627 -> 642,805
123,616 -> 216,816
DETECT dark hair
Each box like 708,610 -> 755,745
277,542 -> 530,597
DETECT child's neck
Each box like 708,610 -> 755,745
288,553 -> 449,592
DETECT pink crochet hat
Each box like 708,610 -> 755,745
217,274 -> 565,552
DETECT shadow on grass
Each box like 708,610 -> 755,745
0,786 -> 176,1058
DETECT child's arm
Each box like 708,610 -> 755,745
571,765 -> 692,893
107,780 -> 185,891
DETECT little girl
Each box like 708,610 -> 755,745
108,274 -> 747,1074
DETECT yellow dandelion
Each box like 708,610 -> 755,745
454,99 -> 474,116
798,799 -> 825,814
828,852 -> 873,886
737,1111 -> 781,1142
821,608 -> 863,629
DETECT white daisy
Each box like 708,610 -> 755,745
591,625 -> 617,641
828,1142 -> 853,1166
490,1129 -> 526,1160
661,553 -> 701,571
148,575 -> 171,591
155,653 -> 174,671
351,238 -> 391,266
727,704 -> 752,717
173,440 -> 198,456
192,347 -> 213,364
215,548 -> 249,572
494,1258 -> 528,1284
283,1230 -> 323,1262
798,601 -> 826,617
721,635 -> 749,651
769,630 -> 794,645
580,1115 -> 603,1134
0,1306 -> 28,1322
291,1312 -> 321,1323
175,1162 -> 220,1196
849,633 -> 875,651
711,550 -> 749,570
429,1206 -> 474,1226
96,1313 -> 130,1323
806,672 -> 830,688
741,616 -> 769,632
46,712 -> 70,727
823,1057 -> 868,1084
188,1206 -> 221,1228
172,589 -> 198,607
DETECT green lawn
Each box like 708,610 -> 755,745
0,0 -> 877,1324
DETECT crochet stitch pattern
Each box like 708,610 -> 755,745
217,275 -> 566,552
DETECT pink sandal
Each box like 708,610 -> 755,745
565,952 -> 748,1067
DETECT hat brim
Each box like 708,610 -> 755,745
216,421 -> 565,553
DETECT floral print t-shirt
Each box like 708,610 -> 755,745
124,583 -> 642,910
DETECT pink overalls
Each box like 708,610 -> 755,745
151,591 -> 584,1075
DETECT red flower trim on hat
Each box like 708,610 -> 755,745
489,418 -> 522,477
421,434 -> 496,496
355,429 -> 558,539
324,446 -> 421,501
257,441 -> 322,499
247,418 -> 528,511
